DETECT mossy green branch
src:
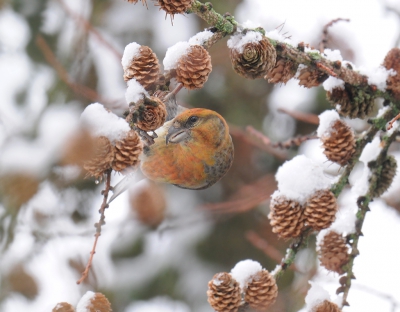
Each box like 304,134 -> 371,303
187,1 -> 236,35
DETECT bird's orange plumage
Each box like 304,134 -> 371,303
140,108 -> 234,189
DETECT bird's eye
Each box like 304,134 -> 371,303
188,116 -> 199,125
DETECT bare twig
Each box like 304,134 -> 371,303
387,112 -> 400,130
36,35 -> 111,105
58,0 -> 122,60
319,18 -> 350,52
76,169 -> 112,285
277,108 -> 320,125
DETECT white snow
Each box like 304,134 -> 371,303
227,31 -> 263,53
230,259 -> 262,290
0,9 -> 30,52
163,41 -> 190,71
76,291 -> 96,312
273,155 -> 333,204
358,65 -> 395,91
121,42 -> 141,70
80,103 -> 130,142
125,78 -> 149,104
125,297 -> 190,312
323,76 -> 345,92
350,137 -> 382,195
241,20 -> 262,29
317,110 -> 341,137
188,30 -> 214,46
304,281 -> 331,310
212,273 -> 225,286
323,49 -> 343,62
329,193 -> 357,235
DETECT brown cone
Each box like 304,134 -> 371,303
176,45 -> 212,90
230,35 -> 276,79
268,196 -> 305,239
312,300 -> 342,312
304,190 -> 338,231
244,270 -> 278,311
207,272 -> 242,312
318,231 -> 349,274
327,84 -> 375,119
83,136 -> 114,179
60,128 -> 96,166
123,46 -> 160,90
84,293 -> 112,312
52,302 -> 75,312
157,0 -> 193,17
0,173 -> 40,208
112,130 -> 143,173
129,181 -> 166,228
373,155 -> 397,197
297,66 -> 328,88
265,57 -> 297,84
321,119 -> 355,166
383,48 -> 400,100
135,97 -> 167,131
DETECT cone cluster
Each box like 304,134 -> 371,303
304,190 -> 338,231
265,57 -> 297,84
52,302 -> 75,312
297,66 -> 328,88
129,181 -> 166,227
373,155 -> 397,197
207,272 -> 242,312
312,300 -> 342,312
157,0 -> 193,17
123,46 -> 160,90
244,270 -> 278,311
83,130 -> 143,178
383,48 -> 400,99
230,35 -> 276,79
112,130 -> 143,173
327,84 -> 375,119
320,119 -> 355,166
134,97 -> 167,131
176,45 -> 212,90
269,196 -> 305,239
269,190 -> 338,238
318,231 -> 349,274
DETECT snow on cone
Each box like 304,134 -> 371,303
52,302 -> 75,312
244,270 -> 278,311
76,292 -> 112,312
229,32 -> 276,79
122,44 -> 160,90
207,272 -> 242,312
176,45 -> 212,90
269,196 -> 305,239
383,48 -> 400,100
304,190 -> 338,231
318,231 -> 349,274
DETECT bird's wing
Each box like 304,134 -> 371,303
108,172 -> 143,203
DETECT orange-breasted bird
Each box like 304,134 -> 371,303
109,107 -> 234,202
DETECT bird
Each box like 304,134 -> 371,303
109,107 -> 234,202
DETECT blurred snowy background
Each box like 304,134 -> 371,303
0,0 -> 400,311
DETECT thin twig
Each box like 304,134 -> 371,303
36,35 -> 111,105
58,0 -> 122,60
319,18 -> 350,52
277,108 -> 320,125
76,169 -> 112,285
387,112 -> 400,130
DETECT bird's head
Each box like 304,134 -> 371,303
165,108 -> 229,147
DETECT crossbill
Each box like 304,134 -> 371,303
109,107 -> 234,202
141,108 -> 234,189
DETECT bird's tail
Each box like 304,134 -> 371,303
108,172 -> 142,203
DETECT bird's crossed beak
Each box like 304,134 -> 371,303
166,126 -> 190,145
